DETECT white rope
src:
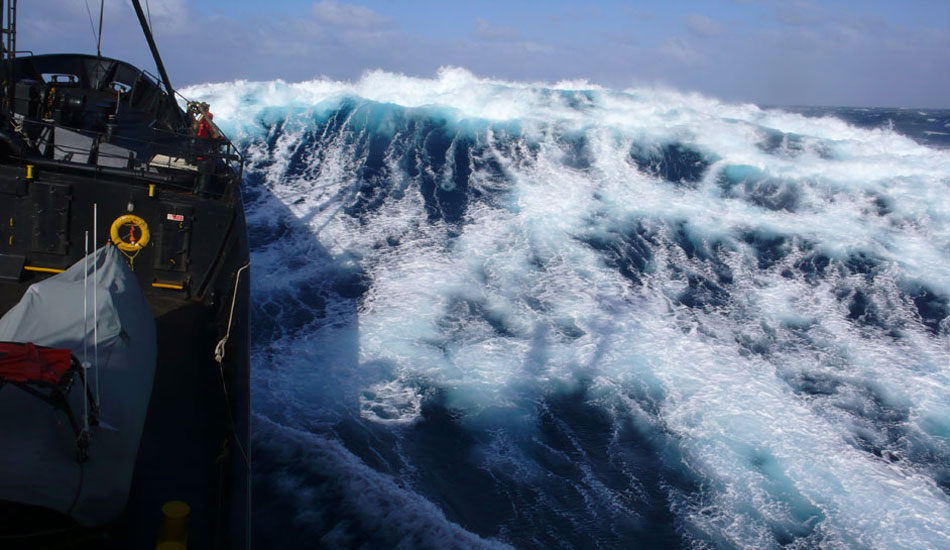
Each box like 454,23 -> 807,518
213,262 -> 251,472
214,262 -> 250,365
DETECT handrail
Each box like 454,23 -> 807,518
11,117 -> 243,198
19,116 -> 243,170
4,53 -> 243,168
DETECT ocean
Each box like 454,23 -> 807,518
186,68 -> 950,550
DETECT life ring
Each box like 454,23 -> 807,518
110,214 -> 150,252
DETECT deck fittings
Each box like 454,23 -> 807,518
156,500 -> 190,549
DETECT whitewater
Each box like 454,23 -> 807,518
186,67 -> 950,549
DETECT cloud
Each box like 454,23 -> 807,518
620,8 -> 656,21
686,14 -> 724,37
777,1 -> 828,26
311,1 -> 393,30
472,20 -> 522,42
660,37 -> 702,64
466,20 -> 554,56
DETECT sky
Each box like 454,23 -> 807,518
17,0 -> 950,108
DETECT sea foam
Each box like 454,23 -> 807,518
186,69 -> 950,549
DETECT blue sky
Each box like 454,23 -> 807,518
19,1 -> 950,107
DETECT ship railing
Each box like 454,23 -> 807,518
170,84 -> 246,184
14,116 -> 244,199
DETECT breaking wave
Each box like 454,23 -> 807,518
187,68 -> 950,549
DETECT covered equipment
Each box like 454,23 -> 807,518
0,245 -> 157,525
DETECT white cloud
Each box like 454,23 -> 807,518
472,19 -> 522,42
660,37 -> 702,64
777,1 -> 828,26
686,14 -> 724,38
311,1 -> 392,30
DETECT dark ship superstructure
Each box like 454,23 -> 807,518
0,1 -> 251,548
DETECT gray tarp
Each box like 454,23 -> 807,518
0,245 -> 156,525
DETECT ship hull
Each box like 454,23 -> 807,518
0,52 -> 252,548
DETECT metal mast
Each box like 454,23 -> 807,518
129,0 -> 174,99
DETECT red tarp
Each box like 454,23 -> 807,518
0,342 -> 72,384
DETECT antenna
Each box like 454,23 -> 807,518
93,204 -> 100,408
82,230 -> 90,433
